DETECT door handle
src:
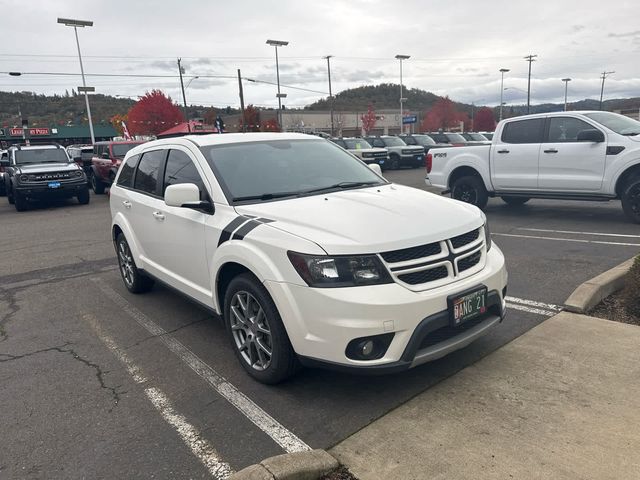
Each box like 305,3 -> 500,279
122,200 -> 132,209
497,149 -> 509,154
543,149 -> 558,154
152,211 -> 165,221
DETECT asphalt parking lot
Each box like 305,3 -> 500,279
1,168 -> 638,478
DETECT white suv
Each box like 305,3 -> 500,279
110,133 -> 508,384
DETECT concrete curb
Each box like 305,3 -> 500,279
564,257 -> 634,313
230,449 -> 339,480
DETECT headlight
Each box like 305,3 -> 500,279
75,170 -> 83,177
362,152 -> 373,158
19,174 -> 29,182
287,252 -> 392,287
483,221 -> 492,251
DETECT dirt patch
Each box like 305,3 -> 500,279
321,466 -> 359,480
590,289 -> 640,326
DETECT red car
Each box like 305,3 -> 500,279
90,140 -> 145,194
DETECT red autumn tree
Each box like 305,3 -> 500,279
360,104 -> 377,135
110,113 -> 128,136
239,105 -> 261,132
261,118 -> 280,132
474,107 -> 496,131
127,90 -> 184,136
420,96 -> 467,132
203,107 -> 218,125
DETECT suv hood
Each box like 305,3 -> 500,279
387,145 -> 423,152
235,184 -> 483,255
16,163 -> 79,173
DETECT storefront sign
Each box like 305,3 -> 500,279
9,128 -> 50,136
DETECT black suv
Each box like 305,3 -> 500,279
2,144 -> 90,211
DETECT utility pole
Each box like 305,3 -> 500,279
237,69 -> 246,133
599,71 -> 615,110
177,58 -> 191,132
524,54 -> 537,114
324,55 -> 334,137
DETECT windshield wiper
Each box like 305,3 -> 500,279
232,191 -> 301,202
302,181 -> 381,195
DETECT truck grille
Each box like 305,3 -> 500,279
380,227 -> 485,290
29,171 -> 77,181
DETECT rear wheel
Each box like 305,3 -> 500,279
90,171 -> 106,194
77,188 -> 90,205
224,273 -> 299,384
116,233 -> 154,293
621,176 -> 640,224
501,196 -> 530,206
451,175 -> 489,209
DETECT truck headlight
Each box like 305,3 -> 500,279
287,252 -> 392,287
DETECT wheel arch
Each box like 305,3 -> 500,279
448,165 -> 484,190
614,162 -> 640,197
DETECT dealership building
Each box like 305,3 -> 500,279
0,124 -> 117,148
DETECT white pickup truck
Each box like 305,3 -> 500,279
426,111 -> 640,223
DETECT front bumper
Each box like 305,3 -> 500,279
265,245 -> 507,372
15,179 -> 88,199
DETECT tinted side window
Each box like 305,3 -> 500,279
134,150 -> 165,195
163,150 -> 206,199
501,119 -> 545,144
547,117 -> 597,143
117,154 -> 140,188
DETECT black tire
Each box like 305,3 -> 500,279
389,154 -> 400,170
7,186 -> 14,205
501,196 -> 530,206
14,190 -> 28,212
90,171 -> 106,194
451,175 -> 489,209
115,233 -> 154,293
77,188 -> 90,205
621,176 -> 640,224
224,273 -> 299,384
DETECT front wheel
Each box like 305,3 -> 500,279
116,233 -> 154,293
90,171 -> 106,194
77,188 -> 90,205
621,176 -> 640,224
14,190 -> 28,211
501,196 -> 530,206
451,175 -> 489,209
224,273 -> 299,384
389,154 -> 400,170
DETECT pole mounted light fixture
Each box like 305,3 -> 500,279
266,39 -> 289,131
57,18 -> 93,27
499,68 -> 509,122
561,78 -> 572,111
395,54 -> 410,133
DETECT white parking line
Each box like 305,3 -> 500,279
92,278 -> 311,454
518,228 -> 640,239
505,302 -> 556,317
506,296 -> 562,312
492,232 -> 640,247
82,314 -> 233,479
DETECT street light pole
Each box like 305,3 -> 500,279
58,18 -> 95,144
324,55 -> 334,137
524,54 -> 538,114
499,68 -> 509,121
599,71 -> 615,110
177,58 -> 191,133
395,54 -> 410,134
266,39 -> 289,132
561,78 -> 572,111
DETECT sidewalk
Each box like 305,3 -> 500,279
331,312 -> 640,479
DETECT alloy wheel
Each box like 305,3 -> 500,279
230,291 -> 273,371
454,183 -> 477,204
117,240 -> 135,288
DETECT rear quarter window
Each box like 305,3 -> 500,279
133,150 -> 166,195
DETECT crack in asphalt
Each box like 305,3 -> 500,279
130,317 -> 208,347
0,257 -> 117,288
0,342 -> 123,408
0,288 -> 20,343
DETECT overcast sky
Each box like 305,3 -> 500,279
0,0 -> 638,113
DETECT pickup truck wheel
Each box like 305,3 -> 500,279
389,154 -> 400,170
224,273 -> 299,384
451,175 -> 488,209
77,188 -> 90,205
116,233 -> 155,293
90,171 -> 106,194
621,177 -> 640,224
501,196 -> 530,206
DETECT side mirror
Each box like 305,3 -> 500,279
0,159 -> 9,167
368,163 -> 383,176
165,183 -> 214,214
577,129 -> 605,143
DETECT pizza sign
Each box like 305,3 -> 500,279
9,128 -> 50,136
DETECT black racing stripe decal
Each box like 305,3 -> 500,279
218,216 -> 251,246
232,220 -> 262,241
255,217 -> 275,224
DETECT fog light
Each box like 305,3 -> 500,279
361,340 -> 374,357
345,333 -> 395,361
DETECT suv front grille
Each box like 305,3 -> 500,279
29,171 -> 77,181
380,228 -> 484,290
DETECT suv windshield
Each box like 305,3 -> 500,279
465,133 -> 488,141
583,112 -> 640,136
411,135 -> 436,146
446,133 -> 467,143
200,139 -> 387,203
112,143 -> 143,157
14,148 -> 69,164
344,139 -> 372,149
381,137 -> 406,147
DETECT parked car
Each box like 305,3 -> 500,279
0,149 -> 7,196
90,140 -> 145,194
67,144 -> 94,177
363,135 -> 424,169
330,137 -> 388,170
426,111 -> 640,223
2,144 -> 89,211
478,131 -> 494,140
398,134 -> 452,155
110,133 -> 507,383
425,132 -> 469,146
461,132 -> 491,145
